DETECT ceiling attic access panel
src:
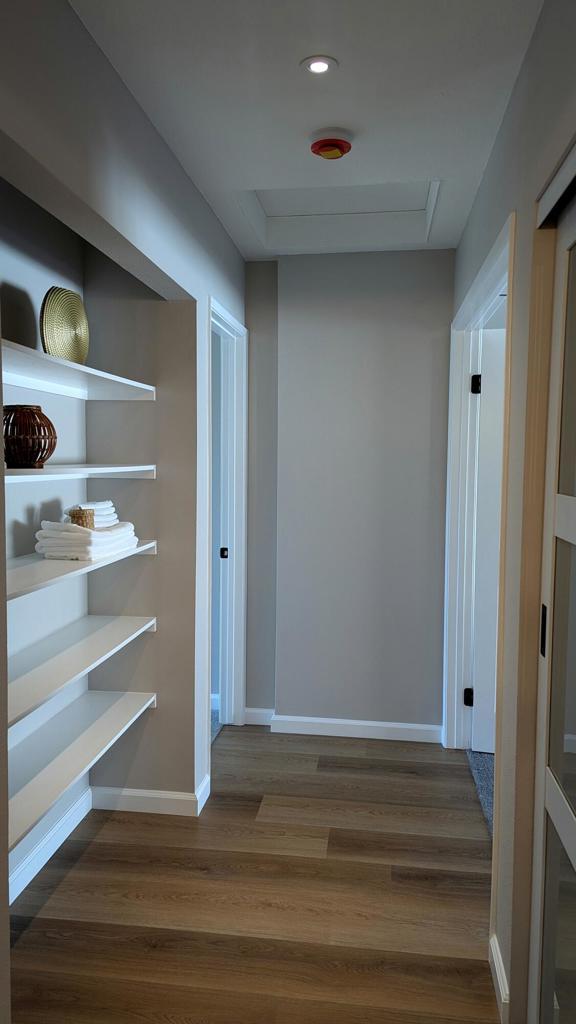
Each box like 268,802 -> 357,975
238,180 -> 441,254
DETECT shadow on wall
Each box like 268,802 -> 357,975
11,499 -> 64,557
0,282 -> 36,348
0,174 -> 85,349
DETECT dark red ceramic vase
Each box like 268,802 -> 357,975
3,405 -> 57,469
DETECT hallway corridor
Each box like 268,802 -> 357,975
10,727 -> 498,1022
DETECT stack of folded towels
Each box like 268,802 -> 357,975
35,501 -> 139,561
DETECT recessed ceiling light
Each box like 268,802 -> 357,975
300,55 -> 339,74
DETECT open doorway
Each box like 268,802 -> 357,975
209,301 -> 248,744
443,218 -> 513,837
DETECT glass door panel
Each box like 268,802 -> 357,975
549,539 -> 576,814
558,250 -> 576,497
541,820 -> 576,1023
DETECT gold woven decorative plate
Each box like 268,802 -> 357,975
40,287 -> 89,364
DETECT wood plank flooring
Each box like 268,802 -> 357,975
10,725 -> 498,1022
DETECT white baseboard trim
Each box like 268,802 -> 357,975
195,772 -> 211,813
93,784 -> 206,817
489,934 -> 510,1024
9,788 -> 92,904
270,714 -> 442,743
211,693 -> 220,711
244,707 -> 274,726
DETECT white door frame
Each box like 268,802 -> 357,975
443,216 -> 514,749
194,297 -> 247,810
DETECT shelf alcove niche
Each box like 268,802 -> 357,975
1,179 -> 197,901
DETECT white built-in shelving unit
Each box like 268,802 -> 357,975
9,690 -> 157,850
5,465 -> 156,482
4,339 -> 157,877
8,614 -> 157,726
6,542 -> 157,600
2,339 -> 156,401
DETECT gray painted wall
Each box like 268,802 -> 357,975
85,249 -> 197,795
245,263 -> 278,710
0,0 -> 244,320
454,0 -> 576,995
0,178 -> 83,351
275,251 -> 454,724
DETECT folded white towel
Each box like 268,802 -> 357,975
36,543 -> 138,558
36,540 -> 136,558
36,532 -> 138,549
39,521 -> 135,538
36,529 -> 136,547
36,537 -> 139,561
36,524 -> 133,540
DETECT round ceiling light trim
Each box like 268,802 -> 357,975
300,55 -> 339,74
311,137 -> 352,160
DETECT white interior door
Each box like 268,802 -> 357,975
209,302 -> 248,732
217,327 -> 233,724
211,329 -> 223,726
471,324 -> 506,753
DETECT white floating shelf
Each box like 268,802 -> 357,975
5,464 -> 156,482
7,541 -> 157,601
9,690 -> 156,849
8,614 -> 157,727
2,339 -> 155,401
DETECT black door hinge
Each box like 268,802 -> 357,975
463,687 -> 474,707
540,604 -> 547,657
471,374 -> 482,394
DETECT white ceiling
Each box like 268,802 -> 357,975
70,0 -> 543,258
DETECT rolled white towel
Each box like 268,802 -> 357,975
65,505 -> 118,524
66,501 -> 115,512
63,516 -> 121,528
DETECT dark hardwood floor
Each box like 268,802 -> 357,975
10,726 -> 498,1022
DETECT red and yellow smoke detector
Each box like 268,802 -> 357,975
311,137 -> 352,160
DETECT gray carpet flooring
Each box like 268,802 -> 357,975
211,708 -> 222,743
467,750 -> 494,834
